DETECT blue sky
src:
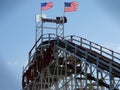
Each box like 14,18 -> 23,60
0,0 -> 120,90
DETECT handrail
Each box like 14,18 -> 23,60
64,35 -> 120,64
23,33 -> 120,72
56,38 -> 120,77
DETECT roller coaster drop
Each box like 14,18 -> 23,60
22,16 -> 120,90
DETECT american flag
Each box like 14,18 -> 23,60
64,2 -> 78,12
41,2 -> 53,10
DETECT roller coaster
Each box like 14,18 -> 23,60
22,17 -> 120,90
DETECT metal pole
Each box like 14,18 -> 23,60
40,3 -> 43,43
63,2 -> 65,38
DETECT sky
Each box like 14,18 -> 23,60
0,0 -> 120,90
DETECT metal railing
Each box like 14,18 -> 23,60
64,35 -> 120,65
23,33 -> 120,74
22,33 -> 120,90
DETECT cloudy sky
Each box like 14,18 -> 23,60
0,0 -> 120,90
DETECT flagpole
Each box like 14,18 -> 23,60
63,2 -> 65,38
40,2 -> 44,59
63,2 -> 65,17
41,3 -> 43,42
40,3 -> 42,19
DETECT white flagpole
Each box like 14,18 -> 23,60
40,3 -> 44,58
41,3 -> 43,41
63,2 -> 65,17
63,2 -> 66,38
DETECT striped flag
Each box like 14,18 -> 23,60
41,2 -> 53,10
64,2 -> 78,12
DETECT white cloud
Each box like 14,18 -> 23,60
7,60 -> 27,67
7,61 -> 18,66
